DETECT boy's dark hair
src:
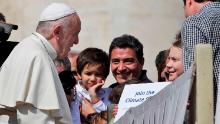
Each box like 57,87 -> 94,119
183,0 -> 216,5
109,34 -> 144,63
59,70 -> 77,95
77,47 -> 110,78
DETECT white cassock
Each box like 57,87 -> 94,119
0,32 -> 72,124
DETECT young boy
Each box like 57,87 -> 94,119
70,47 -> 111,124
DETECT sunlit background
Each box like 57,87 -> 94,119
0,0 -> 185,86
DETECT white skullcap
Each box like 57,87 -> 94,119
39,3 -> 76,21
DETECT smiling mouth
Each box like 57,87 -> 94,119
117,73 -> 125,76
116,73 -> 129,79
165,72 -> 169,78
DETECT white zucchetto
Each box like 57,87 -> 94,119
39,3 -> 76,21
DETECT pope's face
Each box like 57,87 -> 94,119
58,15 -> 81,58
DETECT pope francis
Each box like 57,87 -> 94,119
0,2 -> 81,124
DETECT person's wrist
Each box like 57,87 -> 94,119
88,91 -> 96,97
91,97 -> 100,104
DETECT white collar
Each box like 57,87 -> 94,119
32,32 -> 57,60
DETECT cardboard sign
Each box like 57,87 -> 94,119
114,82 -> 171,122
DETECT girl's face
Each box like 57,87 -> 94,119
166,46 -> 184,81
79,64 -> 106,90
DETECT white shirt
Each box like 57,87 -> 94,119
70,82 -> 111,124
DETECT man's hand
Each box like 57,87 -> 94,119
80,98 -> 97,118
112,104 -> 118,117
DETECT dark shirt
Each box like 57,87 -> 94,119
109,70 -> 153,89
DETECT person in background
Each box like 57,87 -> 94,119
59,70 -> 77,106
109,34 -> 152,88
155,49 -> 169,82
0,3 -> 81,123
68,50 -> 81,80
54,57 -> 71,73
71,47 -> 111,124
181,0 -> 220,109
166,32 -> 190,124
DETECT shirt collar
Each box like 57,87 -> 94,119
139,70 -> 147,81
33,32 -> 57,60
201,2 -> 219,11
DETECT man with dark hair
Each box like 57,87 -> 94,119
181,0 -> 220,111
109,34 -> 152,88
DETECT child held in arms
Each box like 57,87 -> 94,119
70,47 -> 111,124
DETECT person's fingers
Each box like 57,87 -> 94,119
96,81 -> 104,87
112,104 -> 118,117
99,80 -> 105,84
112,110 -> 117,117
88,81 -> 104,93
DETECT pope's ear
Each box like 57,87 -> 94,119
53,25 -> 61,38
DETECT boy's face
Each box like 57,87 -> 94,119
79,64 -> 106,90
